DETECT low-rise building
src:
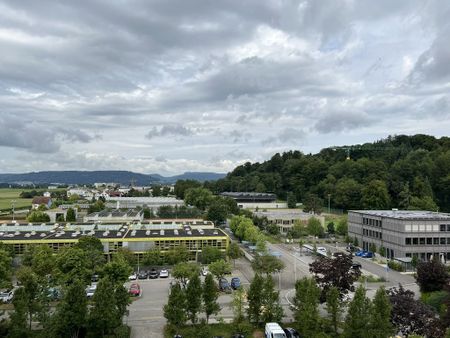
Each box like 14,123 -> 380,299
31,196 -> 52,210
105,197 -> 184,211
348,210 -> 450,262
84,210 -> 143,223
253,209 -> 325,234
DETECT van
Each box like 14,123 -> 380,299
265,322 -> 287,338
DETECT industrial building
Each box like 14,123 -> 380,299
105,197 -> 184,210
254,209 -> 325,234
83,210 -> 143,223
348,210 -> 450,262
0,219 -> 229,261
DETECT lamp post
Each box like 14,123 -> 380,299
11,200 -> 16,221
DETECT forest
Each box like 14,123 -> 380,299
204,134 -> 450,212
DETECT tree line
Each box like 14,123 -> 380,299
179,134 -> 450,212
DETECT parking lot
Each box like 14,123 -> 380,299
125,266 -> 251,338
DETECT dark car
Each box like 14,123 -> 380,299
362,251 -> 374,258
219,278 -> 231,292
148,269 -> 159,279
91,274 -> 99,282
138,271 -> 148,279
284,327 -> 301,338
230,277 -> 241,290
351,262 -> 362,270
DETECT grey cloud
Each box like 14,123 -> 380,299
314,111 -> 376,133
146,125 -> 193,139
262,128 -> 305,146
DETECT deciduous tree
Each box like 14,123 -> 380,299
203,274 -> 220,323
247,273 -> 264,325
251,254 -> 284,276
208,259 -> 232,281
325,286 -> 342,337
416,256 -> 449,292
261,276 -> 283,323
186,274 -> 202,324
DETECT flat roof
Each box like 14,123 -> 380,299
254,210 -> 316,219
350,210 -> 450,221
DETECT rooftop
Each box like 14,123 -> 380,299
254,210 -> 316,219
350,210 -> 450,220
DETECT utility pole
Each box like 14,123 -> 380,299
327,194 -> 331,213
11,200 -> 16,221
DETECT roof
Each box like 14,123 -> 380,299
350,210 -> 450,221
32,196 -> 51,205
220,192 -> 276,199
254,210 -> 317,219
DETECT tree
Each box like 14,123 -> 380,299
152,185 -> 162,197
115,247 -> 136,268
309,254 -> 360,300
247,273 -> 264,324
49,279 -> 87,338
287,192 -> 297,208
0,249 -> 12,288
251,254 -> 284,276
56,214 -> 65,222
361,179 -> 391,209
7,287 -> 30,338
288,221 -> 308,239
342,285 -> 371,338
27,211 -> 50,222
143,248 -> 162,266
184,187 -> 213,210
226,242 -> 242,267
26,245 -> 55,278
327,222 -> 335,234
231,287 -> 246,326
261,276 -> 283,323
303,193 -> 323,214
206,198 -> 230,225
56,247 -> 92,285
203,274 -> 220,323
88,278 -> 121,337
186,274 -> 202,324
143,208 -> 154,219
75,236 -> 105,272
208,259 -> 232,281
174,179 -> 202,199
369,242 -> 377,254
102,255 -> 132,284
172,262 -> 199,288
165,245 -> 190,265
368,287 -> 393,338
200,246 -> 223,264
389,285 -> 444,337
409,195 -> 438,211
416,256 -> 449,292
325,286 -> 342,337
16,267 -> 44,330
293,277 -> 321,337
307,217 -> 324,237
66,207 -> 76,222
336,217 -> 348,236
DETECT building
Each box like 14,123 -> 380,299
44,208 -> 74,223
220,192 -> 277,203
31,196 -> 52,210
105,197 -> 184,211
84,210 -> 144,223
0,219 -> 229,261
348,210 -> 450,262
254,209 -> 325,234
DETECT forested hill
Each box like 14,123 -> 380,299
207,135 -> 450,212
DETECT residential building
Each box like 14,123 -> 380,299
348,210 -> 450,262
31,196 -> 52,210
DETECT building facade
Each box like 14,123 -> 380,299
348,210 -> 450,261
254,210 -> 325,234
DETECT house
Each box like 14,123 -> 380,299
32,196 -> 52,210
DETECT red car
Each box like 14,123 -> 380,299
129,283 -> 141,296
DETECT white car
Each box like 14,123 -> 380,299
159,269 -> 169,278
201,267 -> 209,276
0,290 -> 14,303
128,273 -> 137,281
317,247 -> 327,253
86,285 -> 97,298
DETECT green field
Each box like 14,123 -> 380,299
0,188 -> 35,211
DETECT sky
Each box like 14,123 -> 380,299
0,0 -> 450,175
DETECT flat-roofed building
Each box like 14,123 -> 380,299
105,197 -> 184,210
220,192 -> 277,203
348,210 -> 450,262
84,210 -> 143,223
0,219 -> 228,261
254,209 -> 325,234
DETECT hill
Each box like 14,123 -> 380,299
0,171 -> 225,185
208,134 -> 450,212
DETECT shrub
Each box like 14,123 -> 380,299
388,260 -> 405,272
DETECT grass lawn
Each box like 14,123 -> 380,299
164,323 -> 265,338
0,189 -> 34,210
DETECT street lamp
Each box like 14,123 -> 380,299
11,200 -> 16,221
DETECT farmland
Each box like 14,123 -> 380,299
0,188 -> 35,211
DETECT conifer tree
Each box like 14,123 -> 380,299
186,273 -> 202,324
293,277 -> 321,337
343,285 -> 371,338
261,276 -> 283,323
325,286 -> 342,337
202,274 -> 220,323
368,287 -> 393,338
247,273 -> 264,324
164,283 -> 187,328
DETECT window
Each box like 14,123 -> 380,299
441,238 -> 446,245
413,238 -> 418,245
427,238 -> 432,245
447,238 -> 450,245
434,238 -> 439,245
406,253 -> 411,257
406,238 -> 411,245
419,238 -> 425,245
440,224 -> 446,232
447,224 -> 450,232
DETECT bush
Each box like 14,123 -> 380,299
388,260 -> 405,272
421,291 -> 449,314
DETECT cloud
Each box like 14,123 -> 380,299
314,111 -> 376,134
146,125 -> 194,139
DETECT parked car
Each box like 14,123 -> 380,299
355,250 -> 366,257
148,268 -> 159,279
129,283 -> 141,296
283,327 -> 301,338
317,247 -> 327,254
91,274 -> 99,282
128,272 -> 137,280
219,278 -> 231,292
138,271 -> 148,279
332,252 -> 345,258
47,287 -> 62,301
86,284 -> 97,298
0,289 -> 15,303
265,322 -> 287,338
362,251 -> 374,258
346,244 -> 356,253
230,277 -> 241,290
201,266 -> 209,276
159,269 -> 169,278
351,262 -> 362,270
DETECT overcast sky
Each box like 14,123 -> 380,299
1,0 -> 449,175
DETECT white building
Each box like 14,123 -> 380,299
105,197 -> 184,211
